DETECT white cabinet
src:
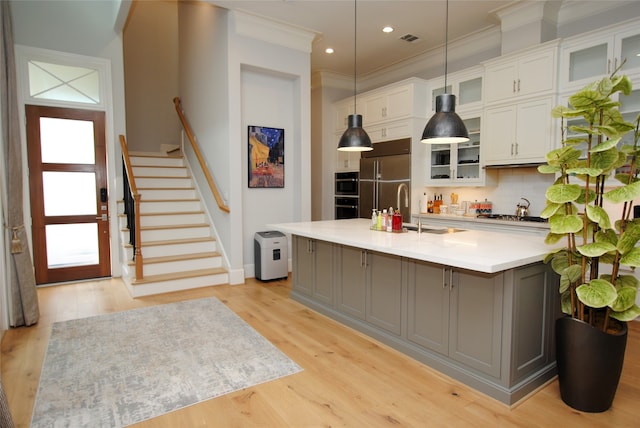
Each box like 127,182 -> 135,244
332,78 -> 428,171
335,131 -> 361,171
333,98 -> 358,133
426,115 -> 493,186
560,19 -> 640,91
484,42 -> 559,104
428,67 -> 483,114
483,96 -> 554,165
366,119 -> 413,143
559,86 -> 640,161
362,86 -> 411,123
361,79 -> 428,126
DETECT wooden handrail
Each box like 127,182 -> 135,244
119,134 -> 143,280
173,97 -> 231,213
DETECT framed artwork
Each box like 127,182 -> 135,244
248,125 -> 284,188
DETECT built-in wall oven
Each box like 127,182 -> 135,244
335,172 -> 359,219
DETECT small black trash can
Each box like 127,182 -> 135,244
254,231 -> 288,280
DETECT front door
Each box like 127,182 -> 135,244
26,105 -> 111,284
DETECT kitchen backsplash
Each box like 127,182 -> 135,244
422,167 -> 553,216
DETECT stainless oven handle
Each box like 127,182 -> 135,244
335,204 -> 358,209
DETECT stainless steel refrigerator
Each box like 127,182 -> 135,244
359,138 -> 411,222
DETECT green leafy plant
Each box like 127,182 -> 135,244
538,72 -> 640,332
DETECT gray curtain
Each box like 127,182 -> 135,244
1,1 -> 39,327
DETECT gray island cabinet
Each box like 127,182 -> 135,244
276,220 -> 560,405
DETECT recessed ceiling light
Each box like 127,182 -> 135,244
382,26 -> 394,33
325,48 -> 334,54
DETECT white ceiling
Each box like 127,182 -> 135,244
207,1 -> 640,78
207,0 -> 527,77
209,0 -> 513,75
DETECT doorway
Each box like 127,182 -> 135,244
26,105 -> 111,284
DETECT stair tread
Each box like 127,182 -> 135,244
137,187 -> 195,190
123,236 -> 216,249
139,223 -> 209,231
128,251 -> 221,265
132,165 -> 186,169
119,211 -> 204,217
140,198 -> 200,202
130,153 -> 183,159
141,210 -> 204,216
140,236 -> 216,247
136,174 -> 191,177
118,210 -> 204,217
132,267 -> 227,285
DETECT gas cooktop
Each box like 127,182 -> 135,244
476,214 -> 548,223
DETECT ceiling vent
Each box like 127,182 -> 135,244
400,34 -> 420,43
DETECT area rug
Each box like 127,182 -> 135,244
31,297 -> 302,427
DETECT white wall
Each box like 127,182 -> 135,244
123,0 -> 180,152
240,69 -> 297,275
178,4 -> 312,280
229,12 -> 312,278
177,2 -> 234,278
9,0 -> 127,281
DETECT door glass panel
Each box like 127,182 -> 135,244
43,172 -> 97,216
40,117 -> 95,164
46,223 -> 99,268
620,33 -> 640,71
569,44 -> 607,82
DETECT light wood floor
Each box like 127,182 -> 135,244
2,277 -> 639,427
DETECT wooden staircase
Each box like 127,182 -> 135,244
119,153 -> 228,297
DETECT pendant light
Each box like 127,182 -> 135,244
421,0 -> 469,145
337,0 -> 372,152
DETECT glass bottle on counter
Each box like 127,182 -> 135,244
382,209 -> 388,231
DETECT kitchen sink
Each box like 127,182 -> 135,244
403,224 -> 466,234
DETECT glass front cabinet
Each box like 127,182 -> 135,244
428,67 -> 483,113
426,115 -> 486,186
560,19 -> 640,91
425,67 -> 492,186
559,85 -> 640,163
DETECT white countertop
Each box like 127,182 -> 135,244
270,219 -> 556,273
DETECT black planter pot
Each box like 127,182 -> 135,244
555,316 -> 628,412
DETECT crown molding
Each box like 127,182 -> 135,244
231,10 -> 317,53
358,26 -> 501,90
313,71 -> 353,91
557,0 -> 637,26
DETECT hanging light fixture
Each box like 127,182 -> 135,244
337,0 -> 372,152
421,0 -> 469,145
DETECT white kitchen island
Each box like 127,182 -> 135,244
270,219 -> 561,405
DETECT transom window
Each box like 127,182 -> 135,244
27,60 -> 100,104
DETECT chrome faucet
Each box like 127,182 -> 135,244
397,183 -> 409,211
